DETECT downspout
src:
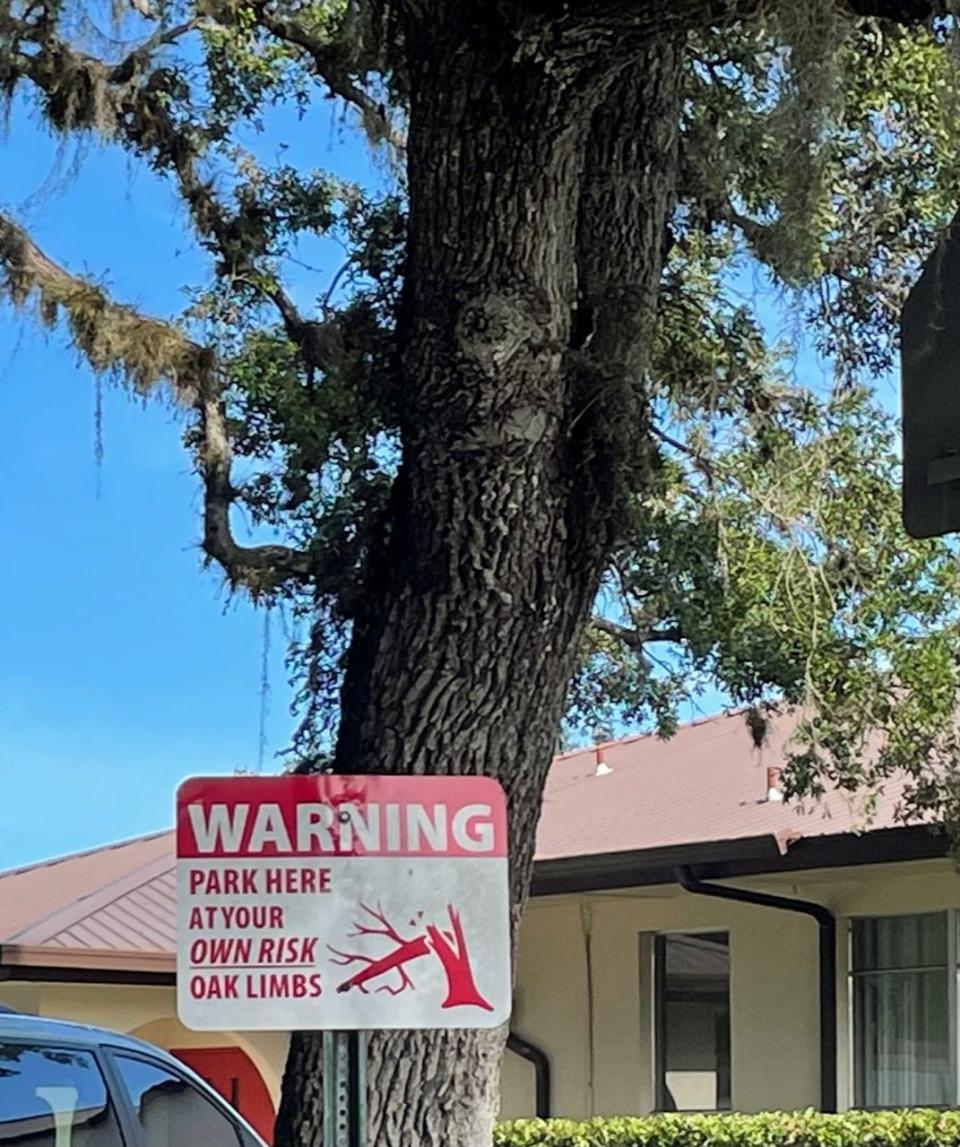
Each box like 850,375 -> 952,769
507,1032 -> 551,1118
676,866 -> 837,1114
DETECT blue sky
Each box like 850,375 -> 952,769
0,91 -> 385,868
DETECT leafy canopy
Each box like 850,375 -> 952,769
3,0 -> 960,825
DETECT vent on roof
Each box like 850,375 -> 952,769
765,766 -> 783,802
594,751 -> 613,777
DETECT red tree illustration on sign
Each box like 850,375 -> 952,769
329,902 -> 493,1011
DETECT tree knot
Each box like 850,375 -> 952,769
454,291 -> 552,379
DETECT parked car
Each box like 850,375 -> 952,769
0,1009 -> 267,1146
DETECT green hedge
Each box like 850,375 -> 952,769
494,1112 -> 960,1147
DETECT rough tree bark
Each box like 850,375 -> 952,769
275,6 -> 683,1146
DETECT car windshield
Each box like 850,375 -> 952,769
0,1042 -> 123,1146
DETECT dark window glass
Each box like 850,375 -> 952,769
852,913 -> 953,1108
853,912 -> 947,973
0,1043 -> 122,1146
655,932 -> 731,1112
112,1055 -> 242,1147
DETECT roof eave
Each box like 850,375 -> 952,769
531,823 -> 949,897
0,943 -> 175,977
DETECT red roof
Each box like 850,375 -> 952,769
536,710 -> 901,861
0,831 -> 176,974
0,710 -> 911,973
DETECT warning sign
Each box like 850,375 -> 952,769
175,774 -> 511,1031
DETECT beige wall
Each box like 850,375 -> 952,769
501,857 -> 960,1119
1,857 -> 956,1122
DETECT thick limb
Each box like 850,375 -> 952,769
0,214 -> 312,595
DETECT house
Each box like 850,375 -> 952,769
0,710 -> 955,1140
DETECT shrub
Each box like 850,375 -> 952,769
494,1112 -> 960,1147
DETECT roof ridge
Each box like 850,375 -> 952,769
5,847 -> 176,946
0,828 -> 173,883
555,706 -> 749,761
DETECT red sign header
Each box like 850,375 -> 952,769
177,775 -> 508,860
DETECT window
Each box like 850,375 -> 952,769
112,1054 -> 244,1147
0,1043 -> 123,1146
654,932 -> 731,1111
852,912 -> 956,1108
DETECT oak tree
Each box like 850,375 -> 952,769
4,0 -> 960,1143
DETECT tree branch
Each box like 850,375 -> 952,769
0,212 -> 313,594
5,18 -> 256,271
650,424 -> 716,482
709,201 -> 903,314
5,16 -> 336,376
265,282 -> 307,338
109,19 -> 204,82
4,21 -> 223,232
0,213 -> 210,404
250,3 -> 405,154
198,384 -> 315,594
591,616 -> 683,648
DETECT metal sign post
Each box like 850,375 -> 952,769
323,1031 -> 367,1147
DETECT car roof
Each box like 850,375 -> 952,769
0,1010 -> 268,1144
0,1010 -> 180,1057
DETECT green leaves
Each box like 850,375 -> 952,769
681,16 -> 960,379
495,1111 -> 960,1147
578,369 -> 960,831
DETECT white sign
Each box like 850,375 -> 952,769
175,774 -> 512,1031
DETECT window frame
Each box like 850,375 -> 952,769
0,1036 -> 129,1147
102,1047 -> 260,1147
650,928 -> 733,1114
847,909 -> 960,1111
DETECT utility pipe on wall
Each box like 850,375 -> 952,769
675,866 -> 837,1113
507,1032 -> 551,1118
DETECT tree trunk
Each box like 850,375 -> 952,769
274,7 -> 683,1146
